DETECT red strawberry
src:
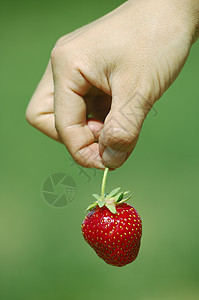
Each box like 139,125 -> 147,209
81,168 -> 142,267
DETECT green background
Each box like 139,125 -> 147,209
1,0 -> 199,299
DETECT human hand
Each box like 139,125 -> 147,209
26,0 -> 199,169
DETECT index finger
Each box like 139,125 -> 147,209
52,51 -> 105,169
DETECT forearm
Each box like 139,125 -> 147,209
174,0 -> 199,43
126,0 -> 199,44
189,0 -> 199,43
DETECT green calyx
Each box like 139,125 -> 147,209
85,167 -> 132,214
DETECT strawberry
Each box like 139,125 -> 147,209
81,168 -> 142,267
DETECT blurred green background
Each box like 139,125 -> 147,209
1,0 -> 199,299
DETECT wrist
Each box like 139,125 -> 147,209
172,0 -> 199,44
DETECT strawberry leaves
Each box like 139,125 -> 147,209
85,168 -> 132,214
98,198 -> 106,207
92,194 -> 100,200
85,202 -> 98,212
106,187 -> 121,199
105,202 -> 117,214
86,188 -> 132,213
115,191 -> 124,202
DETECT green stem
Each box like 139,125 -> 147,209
101,167 -> 109,198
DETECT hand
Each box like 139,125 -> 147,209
26,0 -> 199,169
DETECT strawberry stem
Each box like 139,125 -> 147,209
101,167 -> 109,199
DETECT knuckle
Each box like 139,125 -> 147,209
74,146 -> 99,168
50,45 -> 63,62
55,35 -> 66,46
51,42 -> 87,70
25,105 -> 39,128
25,104 -> 36,126
54,118 -> 61,133
102,127 -> 139,150
54,117 -> 67,136
68,48 -> 87,70
25,101 -> 42,129
51,36 -> 67,60
72,154 -> 91,168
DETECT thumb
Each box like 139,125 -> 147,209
99,85 -> 152,169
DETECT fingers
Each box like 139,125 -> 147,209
86,119 -> 104,141
51,48 -> 105,169
25,28 -> 93,142
26,48 -> 151,171
26,61 -> 61,142
99,74 -> 152,169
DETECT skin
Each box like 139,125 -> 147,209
26,0 -> 199,169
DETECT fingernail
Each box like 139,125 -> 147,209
102,147 -> 128,168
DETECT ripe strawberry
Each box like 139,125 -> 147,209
81,168 -> 142,267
